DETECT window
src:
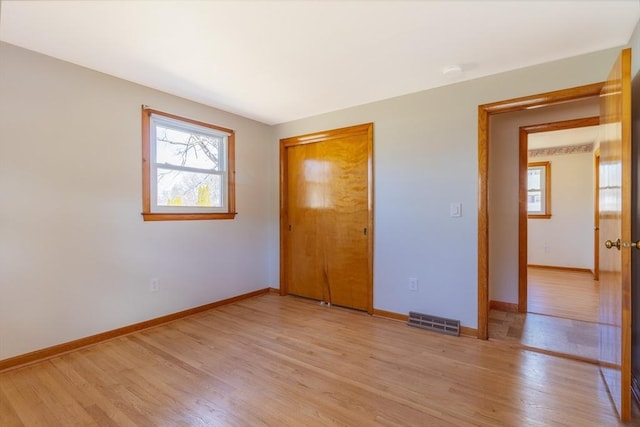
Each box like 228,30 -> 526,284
599,161 -> 621,214
142,107 -> 236,221
527,161 -> 551,218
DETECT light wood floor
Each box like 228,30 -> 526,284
489,267 -> 599,362
489,311 -> 598,361
0,294 -> 625,426
527,267 -> 599,323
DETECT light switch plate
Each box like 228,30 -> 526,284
450,202 -> 462,217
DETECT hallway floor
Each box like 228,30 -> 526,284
489,267 -> 598,362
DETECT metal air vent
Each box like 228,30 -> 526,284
408,311 -> 460,336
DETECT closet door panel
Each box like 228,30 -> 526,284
322,135 -> 369,310
281,123 -> 373,312
286,143 -> 323,300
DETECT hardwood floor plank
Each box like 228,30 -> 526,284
50,354 -> 142,426
0,386 -> 24,427
30,367 -> 97,425
3,366 -> 62,426
490,267 -> 600,363
68,350 -> 160,425
0,294 -> 626,426
527,267 -> 598,322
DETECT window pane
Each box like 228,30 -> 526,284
600,187 -> 620,212
528,191 -> 541,212
527,168 -> 541,190
156,169 -> 222,207
156,125 -> 221,170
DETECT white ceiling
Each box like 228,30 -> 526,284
1,1 -> 639,125
528,125 -> 600,150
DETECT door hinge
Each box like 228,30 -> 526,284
363,227 -> 367,236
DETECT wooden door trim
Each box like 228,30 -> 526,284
518,117 -> 600,313
279,123 -> 375,314
477,82 -> 603,340
594,148 -> 600,281
619,48 -> 632,421
281,123 -> 373,146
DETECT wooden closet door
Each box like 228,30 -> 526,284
281,123 -> 373,313
286,142 -> 323,301
320,134 -> 369,310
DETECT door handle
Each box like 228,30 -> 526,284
604,239 -> 640,250
605,239 -> 621,250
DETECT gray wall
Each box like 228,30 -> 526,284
527,151 -> 594,270
274,47 -> 620,328
0,42 -> 274,359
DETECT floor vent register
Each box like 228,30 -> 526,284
408,311 -> 460,337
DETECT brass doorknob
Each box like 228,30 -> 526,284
605,239 -> 621,250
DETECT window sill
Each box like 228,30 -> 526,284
528,214 -> 551,219
142,212 -> 237,221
